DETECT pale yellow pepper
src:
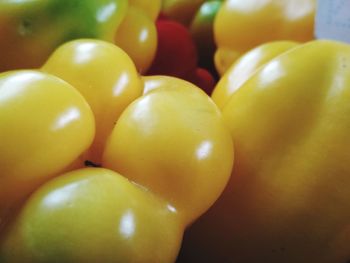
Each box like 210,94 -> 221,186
214,0 -> 316,75
180,40 -> 350,263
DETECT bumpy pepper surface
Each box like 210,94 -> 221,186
212,40 -> 299,109
214,0 -> 316,75
0,39 -> 234,262
41,39 -> 143,165
0,70 -> 95,222
178,40 -> 350,263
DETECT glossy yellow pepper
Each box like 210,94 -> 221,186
214,0 -> 316,75
104,74 -> 234,224
0,70 -> 95,221
212,40 -> 299,109
114,3 -> 158,73
129,0 -> 161,21
41,39 -> 143,165
179,40 -> 350,263
0,39 -> 234,262
114,0 -> 161,73
0,168 -> 184,263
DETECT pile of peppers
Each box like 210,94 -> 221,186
0,38 -> 234,262
0,0 -> 160,73
179,38 -> 350,263
2,1 -> 350,263
214,0 -> 316,75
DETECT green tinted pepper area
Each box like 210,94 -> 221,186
0,0 -> 128,71
190,0 -> 222,75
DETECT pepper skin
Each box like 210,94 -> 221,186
179,40 -> 350,263
102,76 -> 234,224
146,18 -> 197,78
0,40 -> 234,262
0,0 -> 128,72
161,0 -> 206,26
129,0 -> 161,21
142,74 -> 200,95
0,168 -> 184,263
41,39 -> 143,165
114,4 -> 158,73
0,70 -> 95,222
214,0 -> 316,75
211,40 -> 299,109
160,0 -> 223,77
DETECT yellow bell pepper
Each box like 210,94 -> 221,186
214,0 -> 316,75
129,0 -> 161,21
179,40 -> 350,263
41,39 -> 143,165
115,0 -> 161,73
0,39 -> 234,262
212,40 -> 299,109
0,70 -> 95,221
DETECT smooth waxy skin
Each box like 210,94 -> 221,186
0,0 -> 128,71
161,0 -> 205,25
0,70 -> 94,216
212,40 -> 299,109
114,6 -> 157,73
42,39 -> 143,164
103,81 -> 234,224
214,0 -> 315,75
180,40 -> 350,262
146,18 -> 198,79
129,0 -> 161,21
142,75 -> 200,94
0,71 -> 234,263
0,168 -> 183,263
0,37 -> 236,261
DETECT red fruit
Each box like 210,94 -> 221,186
147,19 -> 197,78
184,67 -> 216,95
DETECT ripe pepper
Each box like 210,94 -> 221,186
214,0 -> 316,75
0,70 -> 95,224
0,0 -> 128,71
161,0 -> 206,26
114,0 -> 161,73
146,18 -> 198,79
212,40 -> 299,109
160,0 -> 223,76
146,16 -> 217,94
178,40 -> 350,263
147,2 -> 221,94
0,39 -> 234,262
0,0 -> 160,73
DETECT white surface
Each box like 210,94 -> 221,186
315,0 -> 350,43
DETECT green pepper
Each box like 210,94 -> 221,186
189,0 -> 222,76
0,0 -> 128,71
